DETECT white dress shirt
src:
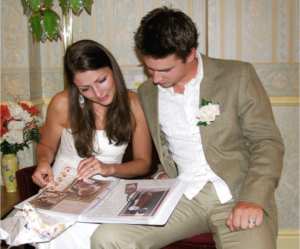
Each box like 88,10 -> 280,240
158,53 -> 232,203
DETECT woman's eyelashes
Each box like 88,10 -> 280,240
78,75 -> 107,93
97,77 -> 106,84
80,87 -> 89,92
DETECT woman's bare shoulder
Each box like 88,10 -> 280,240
46,90 -> 69,126
48,90 -> 69,111
128,90 -> 140,109
127,90 -> 145,118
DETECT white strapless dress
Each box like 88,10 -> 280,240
37,129 -> 128,249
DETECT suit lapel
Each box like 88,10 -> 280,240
199,54 -> 220,102
199,55 -> 221,144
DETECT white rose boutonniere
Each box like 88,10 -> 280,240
196,99 -> 220,126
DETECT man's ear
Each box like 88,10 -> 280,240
185,48 -> 197,63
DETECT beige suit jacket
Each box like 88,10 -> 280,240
138,55 -> 284,213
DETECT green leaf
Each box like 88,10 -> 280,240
70,0 -> 83,15
29,13 -> 43,41
28,0 -> 41,12
30,128 -> 41,143
43,9 -> 61,41
44,0 -> 54,9
21,0 -> 29,8
83,0 -> 93,14
197,121 -> 207,127
59,0 -> 71,15
201,98 -> 212,106
0,141 -> 20,154
21,0 -> 32,15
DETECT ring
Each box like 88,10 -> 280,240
248,218 -> 256,225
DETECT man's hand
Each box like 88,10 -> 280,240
226,201 -> 264,231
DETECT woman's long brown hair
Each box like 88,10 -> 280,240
64,40 -> 133,157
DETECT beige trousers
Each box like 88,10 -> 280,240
91,183 -> 277,249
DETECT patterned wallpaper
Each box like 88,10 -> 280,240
0,0 -> 299,229
1,1 -> 30,101
208,0 -> 299,97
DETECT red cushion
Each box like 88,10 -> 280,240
163,233 -> 215,249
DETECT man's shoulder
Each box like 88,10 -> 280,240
137,79 -> 156,96
202,54 -> 252,72
138,79 -> 154,90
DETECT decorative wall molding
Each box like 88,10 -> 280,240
277,229 -> 300,249
270,96 -> 300,106
33,95 -> 300,105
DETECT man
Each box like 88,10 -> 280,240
91,7 -> 284,249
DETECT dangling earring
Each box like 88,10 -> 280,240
79,94 -> 85,108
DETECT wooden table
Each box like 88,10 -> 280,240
1,186 -> 20,219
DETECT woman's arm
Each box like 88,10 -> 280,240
77,92 -> 152,179
112,91 -> 152,177
32,91 -> 68,187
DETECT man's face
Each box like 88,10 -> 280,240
142,51 -> 196,88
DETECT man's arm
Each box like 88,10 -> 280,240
237,63 -> 284,207
227,63 -> 284,231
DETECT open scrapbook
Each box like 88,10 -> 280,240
16,166 -> 186,226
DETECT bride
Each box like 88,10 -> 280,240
32,39 -> 152,249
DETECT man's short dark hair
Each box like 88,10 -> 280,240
134,6 -> 199,61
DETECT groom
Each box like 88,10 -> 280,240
91,6 -> 284,249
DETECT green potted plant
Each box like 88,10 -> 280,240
21,0 -> 94,48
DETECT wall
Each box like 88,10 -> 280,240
1,0 -> 299,246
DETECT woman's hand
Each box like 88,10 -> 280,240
32,162 -> 54,187
77,156 -> 114,180
152,170 -> 169,179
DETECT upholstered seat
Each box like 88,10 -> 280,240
162,233 -> 215,249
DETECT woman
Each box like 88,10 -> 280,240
32,39 -> 151,249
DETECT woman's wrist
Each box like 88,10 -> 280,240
37,159 -> 50,168
102,163 -> 117,177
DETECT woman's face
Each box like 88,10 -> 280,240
74,67 -> 116,106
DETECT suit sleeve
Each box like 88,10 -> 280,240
137,86 -> 164,174
237,63 -> 284,211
